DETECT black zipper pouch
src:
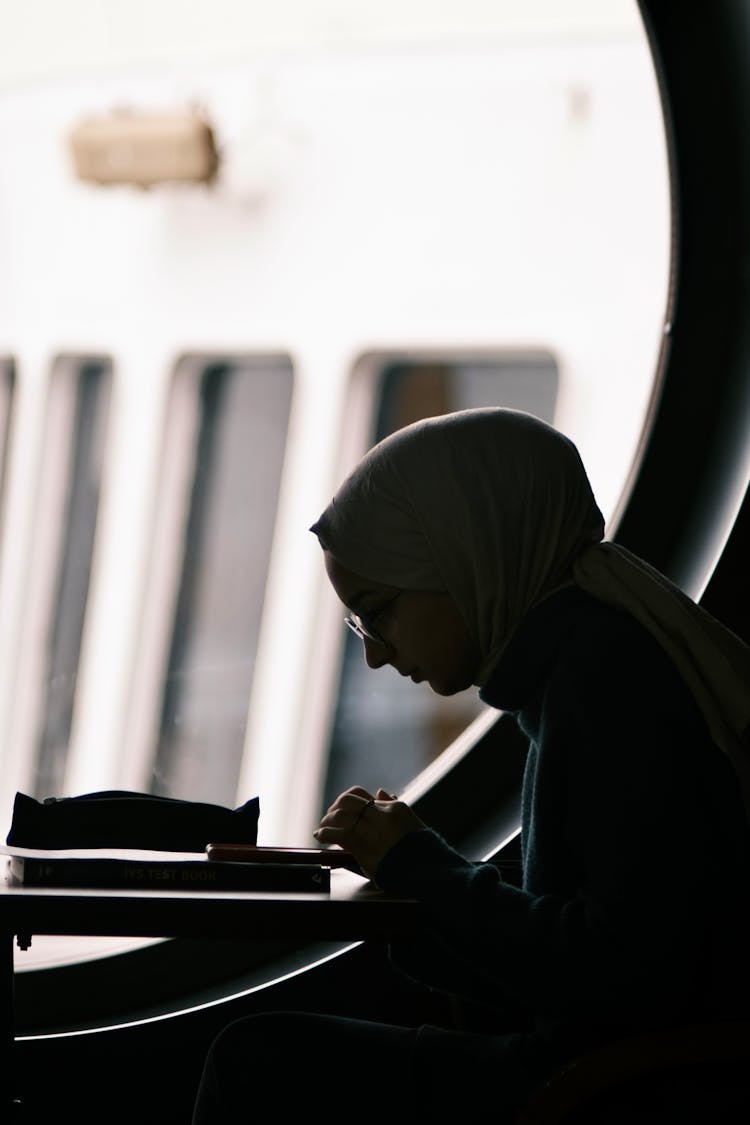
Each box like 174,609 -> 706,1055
5,790 -> 259,852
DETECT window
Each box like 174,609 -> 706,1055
0,356 -> 15,538
9,353 -> 294,971
128,354 -> 294,806
322,351 -> 558,807
0,0 -> 669,984
0,356 -> 112,802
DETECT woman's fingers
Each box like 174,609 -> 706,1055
315,788 -> 375,841
313,786 -> 425,881
342,784 -> 374,801
322,788 -> 373,820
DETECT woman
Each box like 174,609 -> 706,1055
193,407 -> 750,1123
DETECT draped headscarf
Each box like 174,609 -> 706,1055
311,407 -> 750,813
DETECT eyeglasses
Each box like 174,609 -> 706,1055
344,591 -> 403,647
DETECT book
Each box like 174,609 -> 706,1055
206,843 -> 363,876
4,846 -> 331,893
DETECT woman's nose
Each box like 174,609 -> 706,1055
363,636 -> 391,669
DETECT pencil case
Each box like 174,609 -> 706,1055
5,789 -> 259,852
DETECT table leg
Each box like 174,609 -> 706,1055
0,931 -> 21,1121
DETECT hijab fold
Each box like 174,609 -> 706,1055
311,408 -> 750,816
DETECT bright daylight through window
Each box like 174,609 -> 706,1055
0,0 -> 669,969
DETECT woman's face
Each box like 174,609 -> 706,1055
324,551 -> 481,696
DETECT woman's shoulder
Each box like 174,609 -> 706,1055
546,586 -> 693,698
483,585 -> 699,721
534,589 -> 722,774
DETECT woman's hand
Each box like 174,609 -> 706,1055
314,785 -> 425,880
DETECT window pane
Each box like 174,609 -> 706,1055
0,357 -> 15,539
322,353 -> 557,807
35,357 -> 112,796
149,355 -> 293,804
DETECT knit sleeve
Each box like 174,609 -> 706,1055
374,633 -> 749,1029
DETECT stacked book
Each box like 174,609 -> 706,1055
3,844 -> 361,894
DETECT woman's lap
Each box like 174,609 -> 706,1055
191,1010 -> 551,1123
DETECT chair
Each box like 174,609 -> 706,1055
515,1021 -> 750,1124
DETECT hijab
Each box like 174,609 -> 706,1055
311,407 -> 750,812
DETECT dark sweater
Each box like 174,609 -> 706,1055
376,586 -> 750,1047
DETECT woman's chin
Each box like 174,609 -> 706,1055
426,674 -> 472,696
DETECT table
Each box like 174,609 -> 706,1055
0,867 -> 421,1120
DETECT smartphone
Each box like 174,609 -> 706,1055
205,844 -> 363,875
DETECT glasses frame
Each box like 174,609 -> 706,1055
344,591 -> 403,647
